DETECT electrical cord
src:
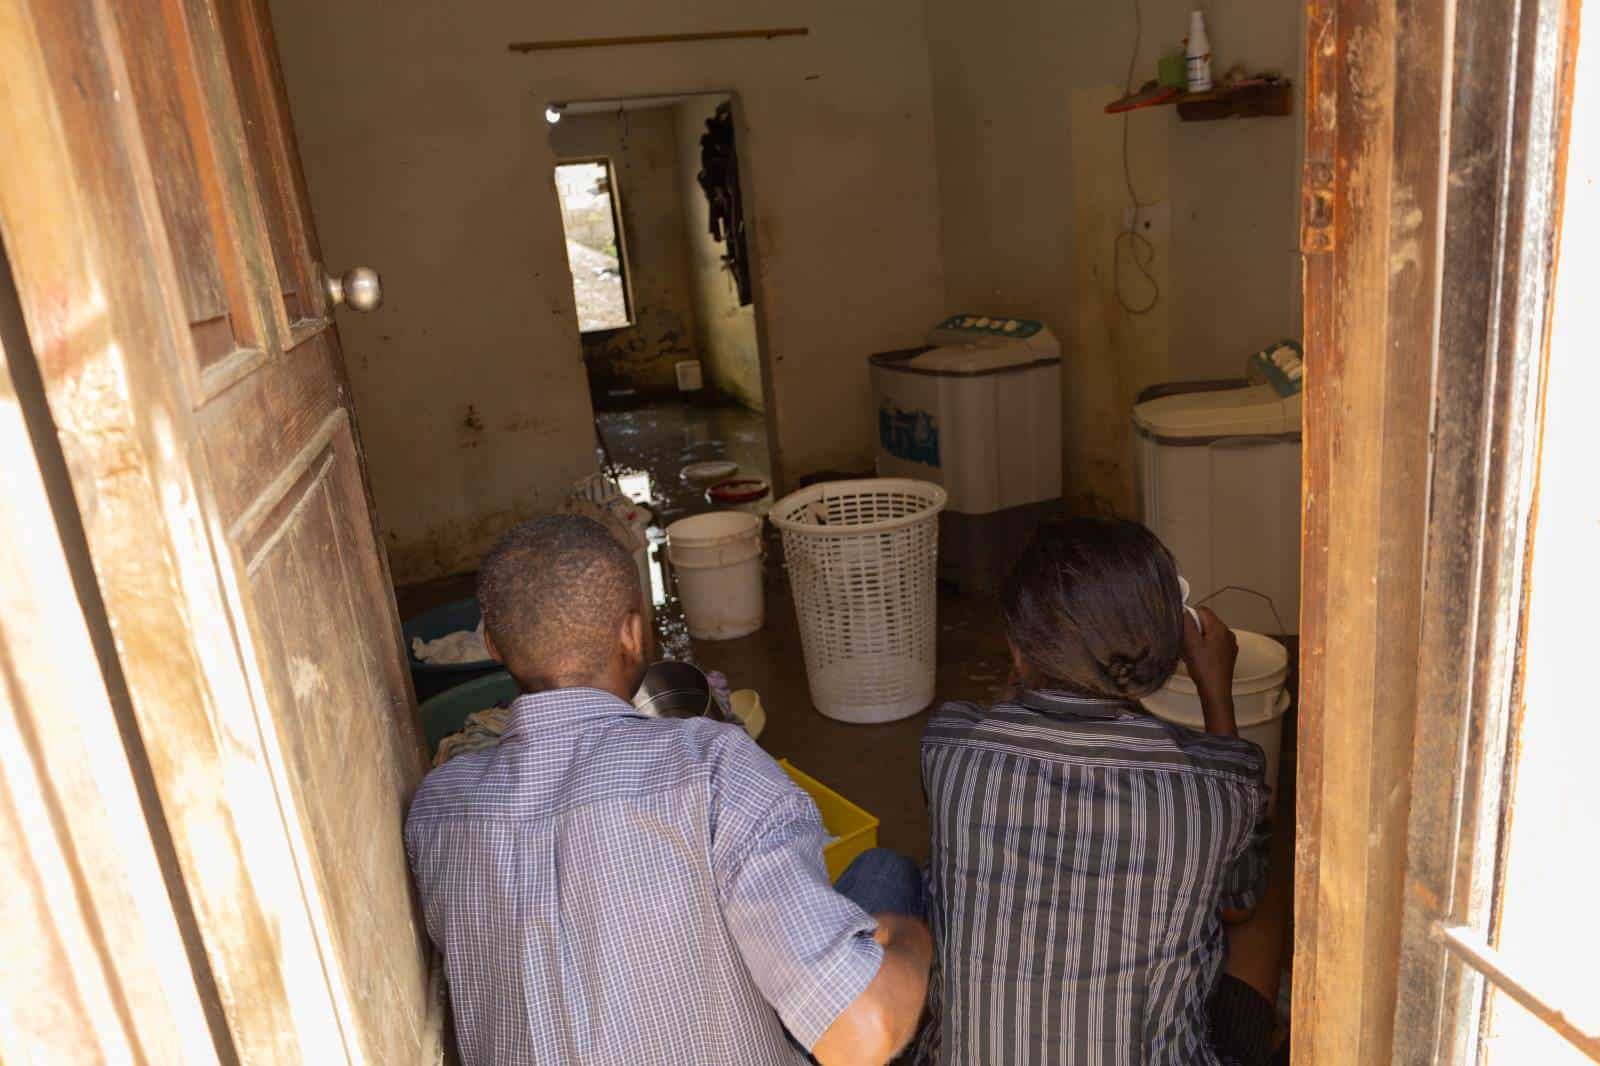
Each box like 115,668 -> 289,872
1194,585 -> 1291,636
1115,0 -> 1160,316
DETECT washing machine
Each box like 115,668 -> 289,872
871,314 -> 1064,592
1132,365 -> 1303,635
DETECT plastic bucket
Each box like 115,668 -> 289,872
1141,629 -> 1292,809
665,512 -> 765,640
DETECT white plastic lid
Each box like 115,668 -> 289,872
1133,383 -> 1300,438
908,339 -> 1047,374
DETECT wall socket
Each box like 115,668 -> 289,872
1121,200 -> 1170,237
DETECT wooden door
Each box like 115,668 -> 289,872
0,0 -> 439,1062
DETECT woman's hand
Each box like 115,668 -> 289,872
1181,606 -> 1239,736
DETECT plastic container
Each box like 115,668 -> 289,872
1141,629 -> 1292,807
730,689 -> 766,739
416,669 -> 518,755
402,598 -> 501,701
780,760 -> 879,883
665,511 -> 765,640
675,359 -> 704,392
1186,10 -> 1214,92
770,479 -> 946,723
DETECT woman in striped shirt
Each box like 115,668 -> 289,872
918,518 -> 1288,1065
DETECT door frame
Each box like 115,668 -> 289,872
1292,0 -> 1581,1059
551,89 -> 788,488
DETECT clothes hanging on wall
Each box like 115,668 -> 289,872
696,103 -> 753,307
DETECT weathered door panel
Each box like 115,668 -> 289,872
0,0 -> 439,1059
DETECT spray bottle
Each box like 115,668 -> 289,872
1186,10 -> 1213,92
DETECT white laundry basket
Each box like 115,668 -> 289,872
770,479 -> 947,723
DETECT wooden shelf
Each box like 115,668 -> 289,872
1103,80 -> 1293,121
1176,81 -> 1293,121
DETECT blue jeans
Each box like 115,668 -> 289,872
835,847 -> 925,920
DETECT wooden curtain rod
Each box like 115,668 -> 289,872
509,27 -> 808,53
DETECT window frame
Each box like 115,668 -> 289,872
553,156 -> 635,334
1388,0 -> 1592,1057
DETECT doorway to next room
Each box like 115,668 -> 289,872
549,92 -> 775,659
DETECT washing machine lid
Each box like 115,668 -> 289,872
906,338 -> 1059,376
1133,383 -> 1301,440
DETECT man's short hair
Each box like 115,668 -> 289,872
476,515 -> 642,690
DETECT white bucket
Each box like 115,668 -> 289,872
1142,629 -> 1292,809
665,512 -> 764,640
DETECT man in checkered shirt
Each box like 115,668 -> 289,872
405,516 -> 932,1065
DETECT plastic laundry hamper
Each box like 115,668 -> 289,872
770,478 -> 947,723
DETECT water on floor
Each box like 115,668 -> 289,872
396,398 -> 1017,860
595,401 -> 775,662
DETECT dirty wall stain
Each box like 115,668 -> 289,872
581,307 -> 693,394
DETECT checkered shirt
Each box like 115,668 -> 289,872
405,687 -> 882,1064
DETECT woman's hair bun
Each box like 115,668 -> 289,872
1106,649 -> 1160,696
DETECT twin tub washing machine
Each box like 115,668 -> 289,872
871,314 -> 1065,593
872,316 -> 1301,635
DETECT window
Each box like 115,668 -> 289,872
554,160 -> 632,332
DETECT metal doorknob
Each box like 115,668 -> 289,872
323,266 -> 382,312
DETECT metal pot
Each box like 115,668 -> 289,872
632,660 -> 725,721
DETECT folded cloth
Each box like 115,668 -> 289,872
434,705 -> 513,766
411,620 -> 489,665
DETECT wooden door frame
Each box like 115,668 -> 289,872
1293,0 -> 1580,1059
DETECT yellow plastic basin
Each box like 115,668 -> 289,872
779,759 -> 880,883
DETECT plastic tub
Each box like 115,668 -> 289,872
665,512 -> 765,640
416,669 -> 518,755
780,760 -> 879,883
1142,629 -> 1292,808
402,598 -> 501,701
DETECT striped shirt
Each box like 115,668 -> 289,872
404,687 -> 882,1065
918,689 -> 1270,1065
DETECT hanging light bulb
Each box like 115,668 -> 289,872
545,103 -> 564,124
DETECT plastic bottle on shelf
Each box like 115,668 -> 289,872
1186,10 -> 1214,92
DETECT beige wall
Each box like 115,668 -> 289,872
268,0 -> 946,582
675,98 -> 764,412
551,107 -> 700,396
924,0 -> 1304,514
